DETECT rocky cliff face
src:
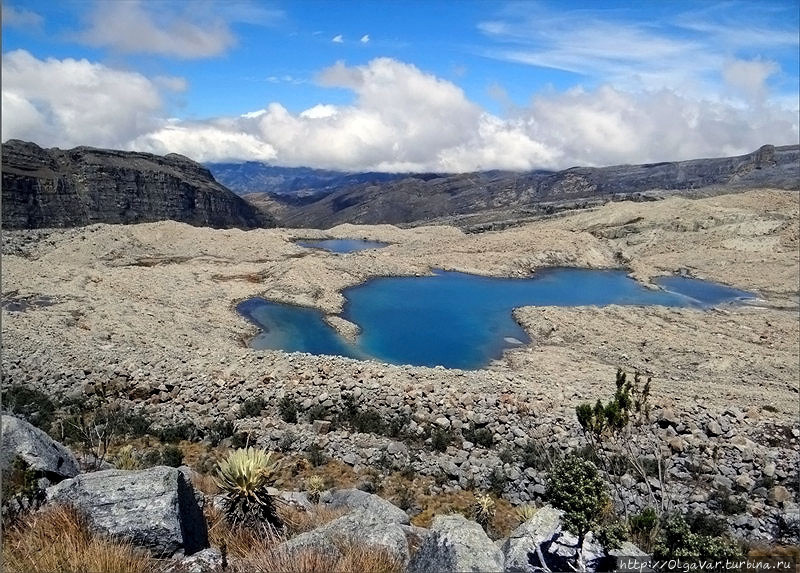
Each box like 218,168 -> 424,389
2,140 -> 272,230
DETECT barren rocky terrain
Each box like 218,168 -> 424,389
3,189 -> 798,541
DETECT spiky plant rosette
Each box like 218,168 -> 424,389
214,447 -> 283,533
472,493 -> 496,527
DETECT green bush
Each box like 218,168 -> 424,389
154,422 -> 195,444
685,512 -> 728,537
278,396 -> 298,424
654,513 -> 741,559
489,467 -> 508,496
546,454 -> 609,544
238,398 -> 267,419
278,431 -> 297,453
351,408 -> 384,434
431,427 -> 453,452
710,487 -> 747,515
160,445 -> 184,467
306,404 -> 331,423
463,423 -> 493,447
521,441 -> 561,470
206,420 -> 236,447
1,385 -> 57,431
306,443 -> 327,467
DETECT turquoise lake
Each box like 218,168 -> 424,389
238,268 -> 755,369
295,238 -> 389,253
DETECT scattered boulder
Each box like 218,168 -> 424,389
46,466 -> 208,557
276,509 -> 410,565
320,488 -> 409,524
768,485 -> 792,505
166,547 -> 225,573
1,414 -> 79,481
502,506 -> 563,572
408,514 -> 504,573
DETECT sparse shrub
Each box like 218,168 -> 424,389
306,404 -> 329,423
463,423 -> 493,447
215,447 -> 283,534
231,431 -> 251,449
206,420 -> 236,447
431,427 -> 452,452
710,486 -> 747,515
278,396 -> 298,424
306,443 -> 327,467
596,520 -> 627,551
160,445 -> 184,467
351,408 -> 384,434
238,398 -> 267,419
1,385 -> 57,432
154,422 -> 195,444
472,493 -> 496,531
521,440 -> 561,470
489,466 -> 508,496
278,431 -> 297,453
499,447 -> 516,464
685,512 -> 728,538
629,507 -> 659,551
385,413 -> 411,439
547,453 -> 609,564
112,445 -> 141,470
654,513 -> 741,559
306,475 -> 325,504
141,449 -> 162,468
1,456 -> 43,515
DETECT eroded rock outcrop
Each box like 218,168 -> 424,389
1,140 -> 271,229
408,513 -> 505,572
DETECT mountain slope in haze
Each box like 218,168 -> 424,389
206,161 -> 413,196
270,144 -> 799,229
2,140 -> 272,230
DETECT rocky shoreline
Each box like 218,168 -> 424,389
2,189 -> 798,545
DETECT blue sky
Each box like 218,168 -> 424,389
2,1 -> 798,171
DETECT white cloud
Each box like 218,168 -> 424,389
722,58 -> 778,104
77,1 -> 235,59
1,50 -> 164,149
360,34 -> 370,44
332,34 -> 344,43
3,54 -> 797,172
2,4 -> 44,28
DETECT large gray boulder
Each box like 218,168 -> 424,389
502,506 -> 564,572
276,508 -> 410,565
408,514 -> 505,573
1,414 -> 79,480
320,488 -> 409,524
46,466 -> 208,557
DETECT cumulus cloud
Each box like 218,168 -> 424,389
130,58 -> 798,170
2,4 -> 44,28
1,50 -> 164,149
332,34 -> 344,43
360,34 -> 370,44
77,1 -> 235,58
3,55 -> 797,171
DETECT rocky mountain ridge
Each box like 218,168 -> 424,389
2,140 -> 272,230
262,144 -> 799,228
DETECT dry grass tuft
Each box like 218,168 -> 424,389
232,538 -> 404,573
279,504 -> 348,536
3,504 -> 160,573
204,503 -> 278,559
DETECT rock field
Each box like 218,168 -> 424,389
2,189 -> 798,542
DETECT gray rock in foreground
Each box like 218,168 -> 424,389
408,514 -> 504,573
320,488 -> 410,525
502,506 -> 564,572
277,508 -> 410,565
46,466 -> 208,557
1,414 -> 79,480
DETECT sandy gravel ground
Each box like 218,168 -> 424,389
3,189 -> 798,419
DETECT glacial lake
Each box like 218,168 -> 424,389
295,238 -> 389,253
238,268 -> 756,369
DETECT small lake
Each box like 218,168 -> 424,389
295,238 -> 389,253
238,268 -> 755,369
